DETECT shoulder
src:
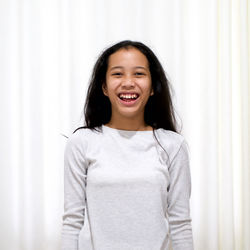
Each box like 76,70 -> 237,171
65,127 -> 101,153
156,128 -> 189,161
156,128 -> 185,147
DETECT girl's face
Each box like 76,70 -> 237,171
102,47 -> 154,121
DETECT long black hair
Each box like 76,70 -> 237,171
69,40 -> 182,163
75,40 -> 180,130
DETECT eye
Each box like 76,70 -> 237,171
135,72 -> 145,76
112,72 -> 122,76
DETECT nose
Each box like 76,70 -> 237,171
121,76 -> 135,88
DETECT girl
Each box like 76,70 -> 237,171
62,40 -> 194,250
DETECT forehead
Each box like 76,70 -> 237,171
107,48 -> 149,69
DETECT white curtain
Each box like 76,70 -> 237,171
0,0 -> 249,249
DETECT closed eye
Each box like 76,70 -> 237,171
135,72 -> 145,75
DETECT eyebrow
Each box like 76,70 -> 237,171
110,66 -> 147,70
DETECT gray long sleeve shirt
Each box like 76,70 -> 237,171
62,125 -> 194,250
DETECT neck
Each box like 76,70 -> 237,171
105,116 -> 152,131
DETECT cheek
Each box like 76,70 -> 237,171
104,85 -> 118,100
106,77 -> 120,87
141,80 -> 152,93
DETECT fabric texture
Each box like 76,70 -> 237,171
61,125 -> 194,250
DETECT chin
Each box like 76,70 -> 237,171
118,110 -> 143,119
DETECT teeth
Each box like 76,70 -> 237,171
119,94 -> 138,99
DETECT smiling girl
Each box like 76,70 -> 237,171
61,40 -> 194,250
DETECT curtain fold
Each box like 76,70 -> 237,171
0,0 -> 249,249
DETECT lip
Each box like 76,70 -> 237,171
117,95 -> 139,107
118,92 -> 140,96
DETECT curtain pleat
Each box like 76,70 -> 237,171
0,0 -> 249,249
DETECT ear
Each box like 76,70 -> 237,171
150,88 -> 154,96
102,83 -> 108,96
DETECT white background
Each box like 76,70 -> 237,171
0,0 -> 249,249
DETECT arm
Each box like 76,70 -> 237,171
167,139 -> 194,250
61,133 -> 88,250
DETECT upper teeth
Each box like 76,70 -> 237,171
119,94 -> 138,99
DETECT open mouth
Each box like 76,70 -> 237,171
118,93 -> 140,102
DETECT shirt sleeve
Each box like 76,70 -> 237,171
167,139 -> 194,250
61,133 -> 88,250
